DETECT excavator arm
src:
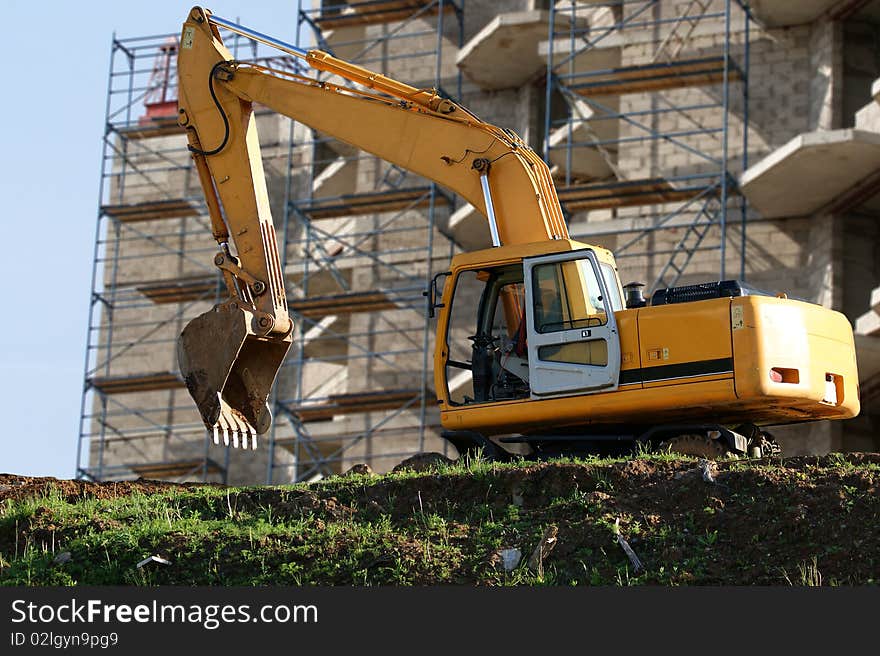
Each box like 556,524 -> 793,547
176,6 -> 569,447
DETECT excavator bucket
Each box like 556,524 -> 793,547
177,303 -> 291,449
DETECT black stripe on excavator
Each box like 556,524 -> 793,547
619,357 -> 733,385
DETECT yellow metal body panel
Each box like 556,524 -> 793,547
447,239 -> 617,271
440,378 -> 740,434
637,297 -> 732,388
616,308 -> 641,390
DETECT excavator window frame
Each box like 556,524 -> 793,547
442,262 -> 527,407
523,248 -> 622,396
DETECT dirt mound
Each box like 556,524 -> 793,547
2,453 -> 879,585
0,473 -> 207,504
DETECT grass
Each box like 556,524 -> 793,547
2,452 -> 879,586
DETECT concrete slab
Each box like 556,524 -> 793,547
855,286 -> 880,337
538,10 -> 729,77
440,203 -> 492,251
856,310 -> 880,337
748,0 -> 840,27
539,35 -> 622,78
319,135 -> 358,158
321,23 -> 367,61
855,99 -> 880,132
569,210 -> 712,238
301,315 -> 340,346
312,157 -> 358,198
456,10 -> 587,90
547,97 -> 617,181
549,1 -> 620,24
740,129 -> 880,219
856,335 -> 880,385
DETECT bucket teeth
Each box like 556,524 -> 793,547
207,393 -> 262,450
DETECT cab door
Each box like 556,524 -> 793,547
524,249 -> 621,396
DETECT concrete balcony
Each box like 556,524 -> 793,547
539,27 -> 623,78
457,10 -> 588,90
856,99 -> 880,133
311,157 -> 359,198
439,203 -> 492,251
319,12 -> 367,61
547,97 -> 618,181
856,287 -> 880,337
742,77 -> 880,218
748,0 -> 880,28
741,129 -> 880,219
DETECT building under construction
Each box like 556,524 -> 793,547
78,0 -> 880,484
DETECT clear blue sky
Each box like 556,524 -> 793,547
0,1 -> 301,478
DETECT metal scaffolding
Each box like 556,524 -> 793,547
77,28 -> 302,483
543,0 -> 753,292
267,0 -> 464,482
79,2 -> 465,484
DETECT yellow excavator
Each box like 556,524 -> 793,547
175,7 -> 859,460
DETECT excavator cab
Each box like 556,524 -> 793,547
441,244 -> 622,406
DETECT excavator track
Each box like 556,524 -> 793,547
748,432 -> 783,458
658,434 -> 731,460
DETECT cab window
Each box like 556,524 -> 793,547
533,259 -> 607,333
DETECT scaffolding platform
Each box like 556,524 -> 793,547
557,177 -> 711,212
89,372 -> 185,395
127,459 -> 224,480
294,187 -> 448,220
289,290 -> 402,318
290,389 -> 420,423
313,0 -> 456,29
547,97 -> 618,181
136,277 -> 218,304
115,119 -> 185,140
101,199 -> 201,223
568,57 -> 742,97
